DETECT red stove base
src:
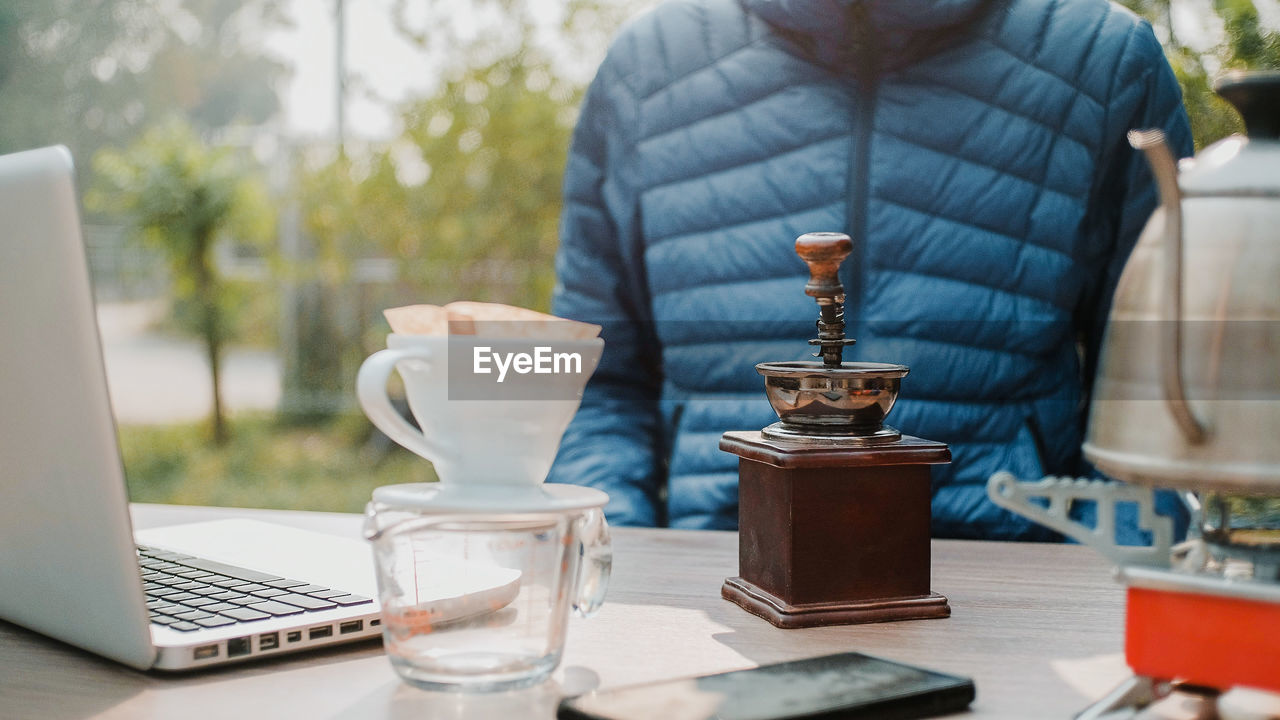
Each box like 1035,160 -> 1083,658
1126,585 -> 1280,692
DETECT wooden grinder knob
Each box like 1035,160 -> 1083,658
794,232 -> 854,366
795,232 -> 852,299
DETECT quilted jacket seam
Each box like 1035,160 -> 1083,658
1102,13 -> 1142,114
1100,17 -> 1155,170
1019,5 -> 1108,242
650,262 -> 822,300
662,336 -> 809,352
911,62 -> 1096,149
873,194 -> 1074,266
648,190 -> 842,249
1030,0 -> 1056,57
1084,11 -> 1150,256
651,254 -> 1070,318
874,265 -> 1071,313
978,40 -> 1106,109
1069,4 -> 1111,88
639,79 -> 817,147
603,33 -> 658,331
612,23 -> 639,99
698,0 -> 714,57
875,125 -> 1085,201
639,29 -> 762,102
863,323 -> 1055,362
652,6 -> 673,94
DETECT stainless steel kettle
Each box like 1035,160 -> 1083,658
1083,71 -> 1280,495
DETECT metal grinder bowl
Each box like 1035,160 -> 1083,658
758,360 -> 908,441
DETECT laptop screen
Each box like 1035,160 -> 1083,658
0,146 -> 156,669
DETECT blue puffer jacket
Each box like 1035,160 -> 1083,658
548,0 -> 1193,538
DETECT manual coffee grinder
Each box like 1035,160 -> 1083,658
720,232 -> 951,628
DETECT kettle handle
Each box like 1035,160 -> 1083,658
1127,130 -> 1209,444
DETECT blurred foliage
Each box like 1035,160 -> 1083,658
300,0 -> 649,317
170,277 -> 279,352
1122,0 -> 1280,149
1203,493 -> 1280,536
120,412 -> 435,512
322,52 -> 579,312
0,0 -> 288,197
284,0 -> 627,419
89,118 -> 276,444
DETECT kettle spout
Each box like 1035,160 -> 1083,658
1126,129 -> 1210,445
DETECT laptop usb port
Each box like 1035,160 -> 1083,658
309,625 -> 333,640
339,620 -> 363,635
194,644 -> 219,660
259,632 -> 279,651
227,637 -> 251,658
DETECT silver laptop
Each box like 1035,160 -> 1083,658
0,146 -> 383,671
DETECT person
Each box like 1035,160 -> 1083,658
546,0 -> 1194,539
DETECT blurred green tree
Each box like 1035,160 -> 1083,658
89,119 -> 276,444
0,0 -> 288,195
288,52 -> 579,417
284,1 -> 618,419
1122,0 -> 1280,148
385,52 -> 579,309
281,154 -> 382,420
366,0 -> 647,311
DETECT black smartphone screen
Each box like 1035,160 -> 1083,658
557,652 -> 975,720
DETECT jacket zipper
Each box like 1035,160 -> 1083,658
844,2 -> 878,339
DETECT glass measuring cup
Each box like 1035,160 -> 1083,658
364,483 -> 611,692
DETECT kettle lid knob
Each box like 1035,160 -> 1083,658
1215,71 -> 1280,140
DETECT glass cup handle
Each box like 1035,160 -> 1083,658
573,507 -> 612,619
355,347 -> 443,462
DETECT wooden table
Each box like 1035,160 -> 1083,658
0,504 -> 1133,720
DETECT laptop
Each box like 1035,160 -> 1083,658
0,145 -> 386,671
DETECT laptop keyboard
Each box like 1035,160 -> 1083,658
137,545 -> 373,633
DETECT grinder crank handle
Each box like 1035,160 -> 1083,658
795,231 -> 852,300
795,232 -> 855,367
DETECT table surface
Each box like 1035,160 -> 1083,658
0,503 -> 1136,720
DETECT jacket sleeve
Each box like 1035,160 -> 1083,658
547,56 -> 667,527
1077,18 -> 1193,542
1081,18 -> 1194,394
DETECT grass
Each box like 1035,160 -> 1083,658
118,412 -> 437,513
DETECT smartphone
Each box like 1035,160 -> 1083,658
557,652 -> 975,720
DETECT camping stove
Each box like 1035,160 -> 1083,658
987,72 -> 1280,718
1121,494 -> 1280,697
990,476 -> 1280,718
720,232 -> 951,628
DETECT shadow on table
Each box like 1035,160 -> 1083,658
0,620 -> 387,720
1,620 -> 148,720
329,666 -> 600,720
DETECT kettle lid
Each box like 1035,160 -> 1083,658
1216,70 -> 1280,140
1178,71 -> 1280,196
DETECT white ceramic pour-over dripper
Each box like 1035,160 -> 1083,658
356,334 -> 603,487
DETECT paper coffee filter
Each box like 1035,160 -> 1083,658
383,304 -> 449,335
384,302 -> 601,341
